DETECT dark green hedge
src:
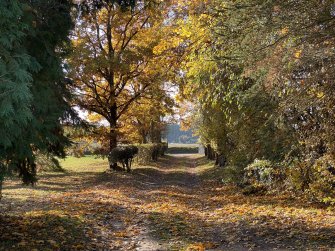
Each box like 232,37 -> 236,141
166,146 -> 199,154
135,143 -> 168,165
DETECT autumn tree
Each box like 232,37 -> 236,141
212,0 -> 335,158
119,83 -> 175,144
174,0 -> 335,202
69,0 -> 176,169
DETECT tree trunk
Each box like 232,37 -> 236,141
153,130 -> 162,143
109,127 -> 117,169
0,179 -> 2,201
208,146 -> 216,160
150,120 -> 162,143
0,164 -> 3,200
215,154 -> 226,167
206,144 -> 214,160
106,7 -> 117,170
109,102 -> 118,170
140,129 -> 147,144
215,153 -> 219,165
142,134 -> 147,144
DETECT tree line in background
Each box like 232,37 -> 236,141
165,124 -> 198,144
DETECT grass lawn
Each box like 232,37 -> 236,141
58,155 -> 108,172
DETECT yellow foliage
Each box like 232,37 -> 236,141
186,243 -> 205,251
280,27 -> 289,35
294,49 -> 302,59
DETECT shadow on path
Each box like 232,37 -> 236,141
1,154 -> 335,251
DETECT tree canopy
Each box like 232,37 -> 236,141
0,0 -> 78,195
68,0 -> 180,168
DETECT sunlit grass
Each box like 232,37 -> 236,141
168,143 -> 199,148
2,156 -> 109,202
58,155 -> 108,173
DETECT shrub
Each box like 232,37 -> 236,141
135,144 -> 155,164
221,166 -> 244,185
229,159 -> 285,196
109,145 -> 138,172
309,163 -> 335,205
242,184 -> 267,195
288,157 -> 335,205
135,143 -> 168,165
287,161 -> 312,192
244,159 -> 285,188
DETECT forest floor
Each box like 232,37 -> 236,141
0,154 -> 335,251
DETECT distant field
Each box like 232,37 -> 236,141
167,143 -> 199,154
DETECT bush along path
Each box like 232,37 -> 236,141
0,154 -> 335,250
